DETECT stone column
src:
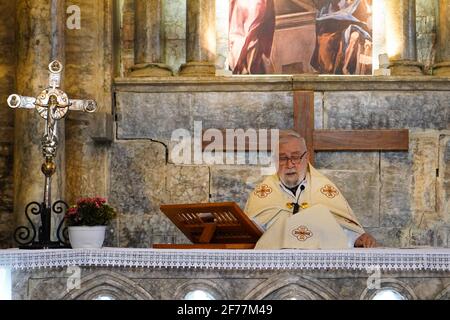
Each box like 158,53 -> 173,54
386,0 -> 423,75
0,0 -> 17,247
179,0 -> 216,76
129,0 -> 173,77
434,0 -> 450,75
65,0 -> 113,206
14,0 -> 65,236
64,1 -> 117,247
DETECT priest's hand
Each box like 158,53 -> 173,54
354,233 -> 377,248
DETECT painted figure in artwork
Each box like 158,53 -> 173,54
310,0 -> 373,74
228,0 -> 276,74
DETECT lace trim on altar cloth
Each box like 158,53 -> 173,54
0,248 -> 449,271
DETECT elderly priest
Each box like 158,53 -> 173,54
245,130 -> 377,249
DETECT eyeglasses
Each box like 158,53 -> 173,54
279,151 -> 308,166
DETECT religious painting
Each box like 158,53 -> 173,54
228,0 -> 373,75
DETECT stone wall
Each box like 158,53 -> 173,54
0,0 -> 16,248
0,1 -> 448,250
113,78 -> 450,248
13,266 -> 450,300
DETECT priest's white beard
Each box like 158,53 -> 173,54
279,175 -> 302,188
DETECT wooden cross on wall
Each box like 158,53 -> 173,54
202,91 -> 409,164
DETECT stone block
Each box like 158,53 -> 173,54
314,92 -> 323,129
323,91 -> 449,130
109,141 -> 167,215
27,273 -> 67,300
364,227 -> 407,248
315,152 -> 380,227
116,92 -> 193,142
168,127 -> 277,166
319,169 -> 379,228
118,213 -> 188,248
407,225 -> 450,248
210,166 -> 267,210
166,165 -> 210,204
192,91 -> 293,130
411,132 -> 439,214
315,152 -> 379,171
118,213 -> 160,248
413,279 -> 446,300
437,134 -> 450,220
118,91 -> 294,144
90,112 -> 114,143
380,152 -> 413,228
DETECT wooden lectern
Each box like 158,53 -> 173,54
154,202 -> 263,249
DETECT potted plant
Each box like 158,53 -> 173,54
65,197 -> 117,249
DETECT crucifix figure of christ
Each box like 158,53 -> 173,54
7,60 -> 97,249
202,91 -> 409,164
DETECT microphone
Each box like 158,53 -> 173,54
292,185 -> 305,215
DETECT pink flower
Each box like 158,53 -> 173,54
66,197 -> 115,227
94,197 -> 107,204
77,198 -> 88,205
67,207 -> 77,216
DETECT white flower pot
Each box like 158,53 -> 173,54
68,226 -> 106,249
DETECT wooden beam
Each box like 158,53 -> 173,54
294,91 -> 315,164
198,223 -> 217,243
201,129 -> 409,152
313,130 -> 409,151
202,129 -> 272,152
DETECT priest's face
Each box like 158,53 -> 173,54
277,137 -> 308,188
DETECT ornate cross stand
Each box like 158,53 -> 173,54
7,60 -> 97,249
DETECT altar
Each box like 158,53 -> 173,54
1,248 -> 450,300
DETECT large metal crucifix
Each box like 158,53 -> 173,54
7,60 -> 97,249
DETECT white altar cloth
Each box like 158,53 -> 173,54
0,248 -> 449,271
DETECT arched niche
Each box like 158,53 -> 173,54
244,274 -> 338,300
173,279 -> 228,300
62,271 -> 154,300
435,284 -> 450,300
360,279 -> 417,300
184,290 -> 216,300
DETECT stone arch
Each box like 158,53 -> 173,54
244,274 -> 339,300
359,278 -> 417,300
172,279 -> 229,300
62,271 -> 154,300
435,284 -> 450,300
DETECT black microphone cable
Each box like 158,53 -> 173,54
292,184 -> 305,214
